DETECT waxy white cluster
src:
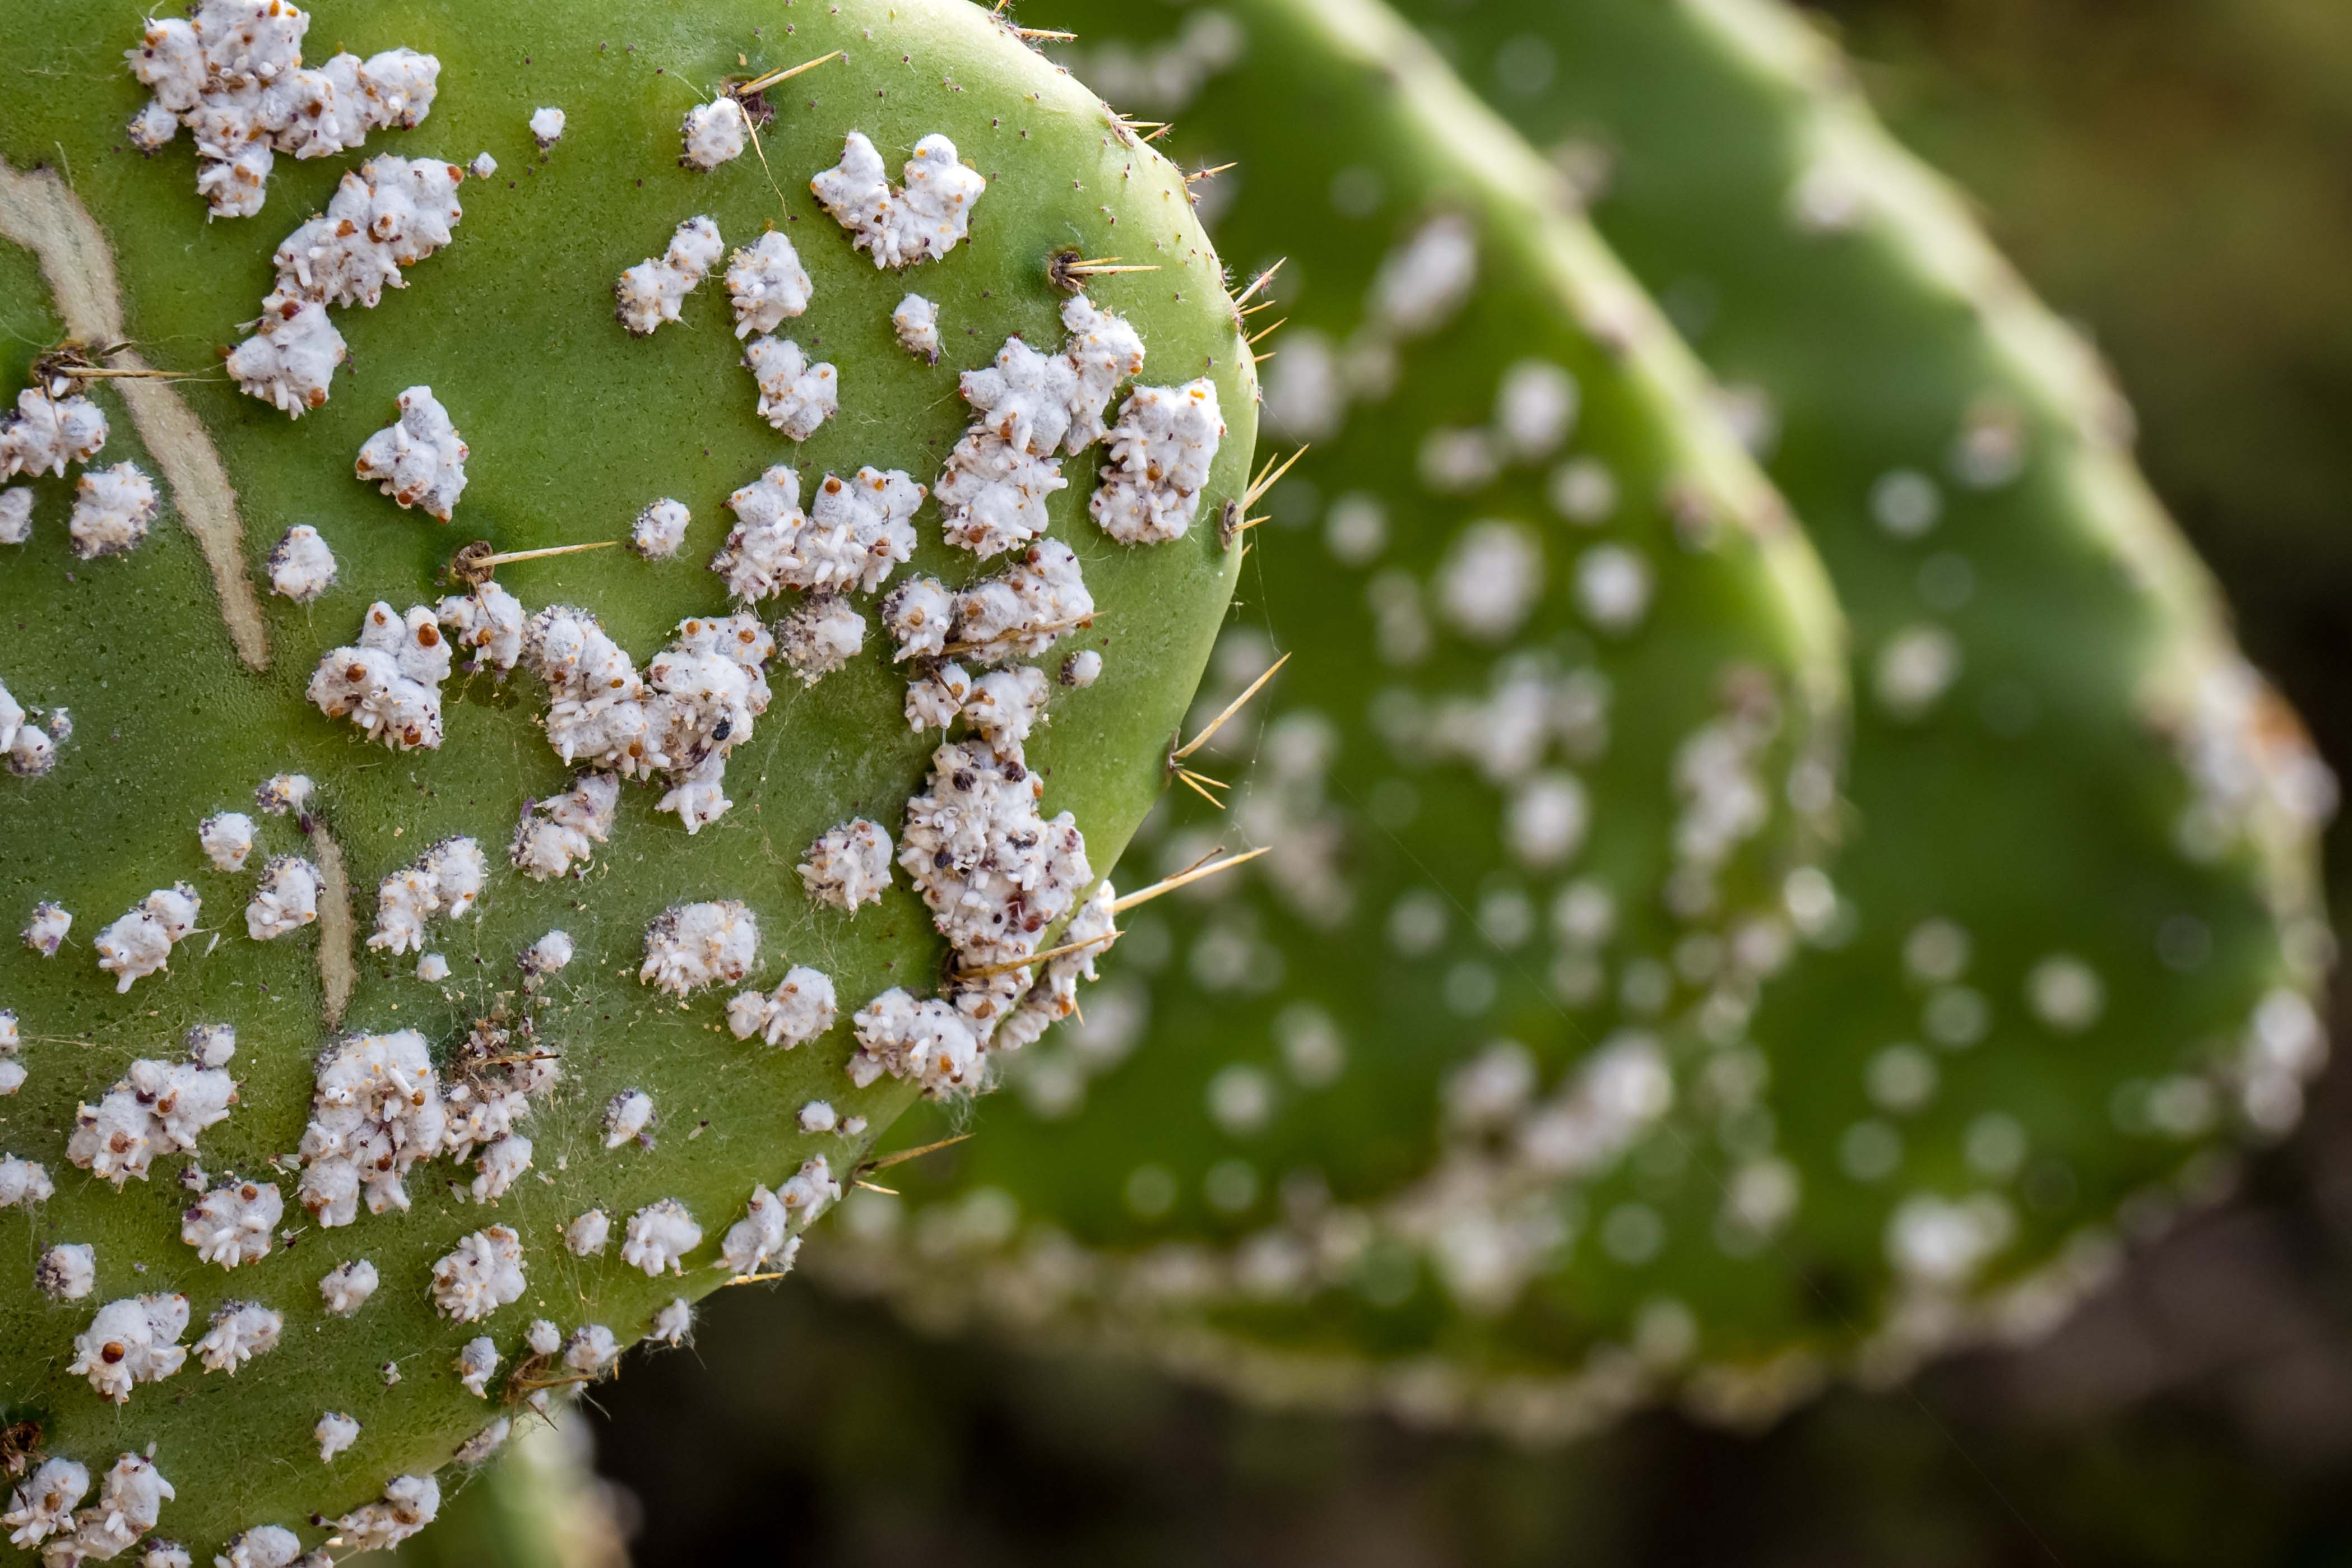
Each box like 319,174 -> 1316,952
893,294 -> 941,363
776,595 -> 867,685
6,1454 -> 175,1559
621,1198 -> 703,1275
719,1184 -> 801,1276
632,498 -> 691,559
0,1154 -> 53,1207
810,131 -> 986,268
266,524 -> 338,601
307,600 -> 451,750
640,901 -> 759,995
316,1410 -> 360,1461
443,1014 -> 559,1203
884,539 -> 1096,667
194,1300 -> 284,1372
37,1245 -> 95,1302
123,1 -> 439,216
521,609 -> 776,832
456,1417 -> 512,1464
226,293 -> 349,416
219,1523 -> 309,1567
725,231 -> 813,338
197,809 -> 257,870
994,880 -> 1118,1051
0,386 -> 106,483
355,386 -> 469,519
245,855 -> 323,939
435,579 -> 525,675
91,885 -> 202,994
256,771 -> 314,816
182,1179 -> 282,1268
236,155 -> 466,414
616,215 -> 725,336
429,1226 -> 525,1321
510,772 -> 619,880
563,1324 -> 619,1376
743,335 -> 838,439
319,1258 -> 378,1315
799,819 -> 892,911
1091,379 -> 1226,544
726,966 -> 839,1049
332,1473 -> 440,1552
296,1029 -> 445,1226
21,902 -> 69,956
938,296 -> 1147,557
960,666 -> 1052,757
715,465 -> 925,604
68,1293 -> 189,1404
680,95 -> 750,170
367,836 -> 486,954
602,1089 -> 654,1148
898,739 -> 1092,975
1,677 -> 68,779
851,989 -> 985,1097
67,463 -> 161,560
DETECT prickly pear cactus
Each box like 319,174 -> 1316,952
831,0 -> 2335,1442
819,0 -> 1852,1422
1372,0 -> 2334,1412
0,0 -> 1253,1557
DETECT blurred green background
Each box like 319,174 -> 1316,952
571,3 -> 2352,1561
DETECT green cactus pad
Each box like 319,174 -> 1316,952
0,0 -> 1252,1556
821,0 -> 1849,1426
1372,0 -> 2332,1414
833,0 -> 2334,1442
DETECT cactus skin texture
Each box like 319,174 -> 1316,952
823,0 -> 1853,1431
833,0 -> 2336,1442
0,0 -> 1252,1556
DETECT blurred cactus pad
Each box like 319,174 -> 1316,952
827,0 -> 2336,1441
0,0 -> 1256,1558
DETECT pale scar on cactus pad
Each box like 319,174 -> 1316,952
0,0 -> 1254,1557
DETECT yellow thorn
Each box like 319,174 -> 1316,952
734,50 -> 843,96
1245,316 -> 1286,347
1175,768 -> 1230,808
1231,257 -> 1287,307
1242,444 -> 1310,511
1186,161 -> 1237,184
1143,123 -> 1175,143
958,927 -> 1121,981
1171,650 -> 1291,762
1013,26 -> 1077,40
852,1180 -> 900,1196
859,1132 -> 974,1176
447,538 -> 619,586
1110,846 -> 1271,912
